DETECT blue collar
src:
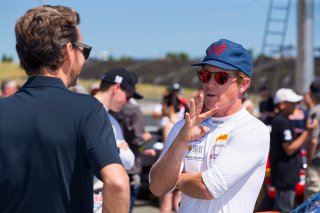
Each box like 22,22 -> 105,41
21,76 -> 67,90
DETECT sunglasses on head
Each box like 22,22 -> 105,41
73,42 -> 92,60
197,70 -> 237,85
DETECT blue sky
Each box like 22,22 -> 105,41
1,0 -> 320,62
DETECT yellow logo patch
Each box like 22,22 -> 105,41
187,144 -> 192,152
215,134 -> 228,142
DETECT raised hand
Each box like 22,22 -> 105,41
178,93 -> 218,144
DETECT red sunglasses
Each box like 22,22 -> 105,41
197,70 -> 237,85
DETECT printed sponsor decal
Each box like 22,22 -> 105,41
215,134 -> 228,142
185,144 -> 204,161
187,144 -> 192,152
211,120 -> 224,124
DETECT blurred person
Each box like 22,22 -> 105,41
304,92 -> 315,112
159,93 -> 183,213
1,79 -> 19,97
258,85 -> 275,126
304,80 -> 320,200
168,83 -> 189,119
95,68 -> 144,212
110,96 -> 155,213
0,5 -> 129,213
94,68 -> 138,171
69,83 -> 88,94
288,100 -> 308,136
152,83 -> 188,122
191,86 -> 203,100
270,88 -> 317,213
242,92 -> 257,116
90,81 -> 100,96
149,39 -> 270,213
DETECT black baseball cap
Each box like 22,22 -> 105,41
101,68 -> 143,99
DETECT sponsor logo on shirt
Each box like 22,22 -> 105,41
215,134 -> 228,142
211,120 -> 224,124
186,144 -> 204,161
187,144 -> 192,152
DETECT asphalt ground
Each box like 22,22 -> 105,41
132,199 -> 160,213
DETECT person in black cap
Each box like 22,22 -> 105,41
0,5 -> 129,213
94,68 -> 143,171
149,39 -> 270,213
93,68 -> 144,211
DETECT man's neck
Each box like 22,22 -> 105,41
94,92 -> 110,110
35,67 -> 70,87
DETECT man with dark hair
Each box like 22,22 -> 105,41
305,80 -> 320,199
0,5 -> 129,213
258,85 -> 275,126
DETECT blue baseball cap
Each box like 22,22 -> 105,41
192,39 -> 253,78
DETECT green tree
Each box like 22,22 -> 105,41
1,54 -> 13,62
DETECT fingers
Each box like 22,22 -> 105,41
195,93 -> 204,116
199,107 -> 218,121
189,98 -> 195,118
200,126 -> 210,136
184,112 -> 191,126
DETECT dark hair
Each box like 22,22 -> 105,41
310,79 -> 320,99
99,81 -> 114,92
310,79 -> 320,94
15,5 -> 80,75
162,93 -> 181,113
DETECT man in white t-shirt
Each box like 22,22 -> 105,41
149,39 -> 270,213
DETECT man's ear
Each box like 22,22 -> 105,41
60,43 -> 73,75
240,78 -> 251,93
112,83 -> 121,94
64,43 -> 74,63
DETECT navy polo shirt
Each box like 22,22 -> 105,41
0,76 -> 122,213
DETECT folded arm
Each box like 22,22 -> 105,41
177,172 -> 213,200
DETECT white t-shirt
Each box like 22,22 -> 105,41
108,113 -> 135,170
159,108 -> 270,213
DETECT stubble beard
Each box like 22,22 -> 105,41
69,55 -> 83,88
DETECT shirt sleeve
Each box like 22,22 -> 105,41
80,101 -> 122,180
202,122 -> 270,198
119,148 -> 135,170
277,118 -> 295,144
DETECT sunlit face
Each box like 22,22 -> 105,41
69,27 -> 85,87
161,102 -> 170,116
202,64 -> 243,117
109,85 -> 132,112
280,101 -> 297,116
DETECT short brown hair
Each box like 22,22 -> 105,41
237,71 -> 249,85
15,5 -> 80,76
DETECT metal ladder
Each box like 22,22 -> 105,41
261,0 -> 292,57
